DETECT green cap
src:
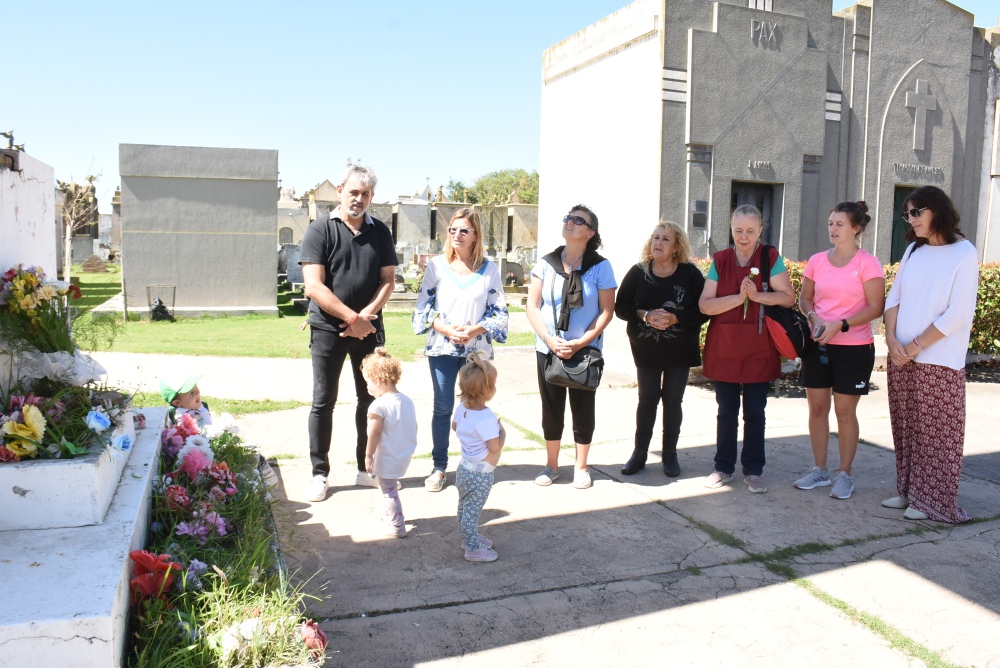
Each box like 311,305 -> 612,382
160,374 -> 201,404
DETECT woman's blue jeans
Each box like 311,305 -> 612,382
713,381 -> 769,476
428,355 -> 466,472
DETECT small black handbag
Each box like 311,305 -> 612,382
542,278 -> 604,391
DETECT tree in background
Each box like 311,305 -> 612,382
446,169 -> 539,205
57,176 -> 99,281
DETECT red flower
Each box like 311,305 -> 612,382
164,484 -> 191,510
300,619 -> 327,659
0,446 -> 21,463
67,284 -> 82,299
129,550 -> 182,605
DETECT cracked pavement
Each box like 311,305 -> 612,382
101,315 -> 1000,667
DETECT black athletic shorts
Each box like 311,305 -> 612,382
799,342 -> 875,395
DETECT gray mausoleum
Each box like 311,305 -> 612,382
120,144 -> 279,316
539,0 -> 1000,272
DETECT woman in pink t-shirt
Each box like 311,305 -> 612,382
794,201 -> 885,500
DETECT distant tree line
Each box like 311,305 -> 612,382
446,168 -> 539,205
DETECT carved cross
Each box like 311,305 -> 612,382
905,79 -> 936,151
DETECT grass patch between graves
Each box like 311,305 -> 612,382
131,391 -> 307,417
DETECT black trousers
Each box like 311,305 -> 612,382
308,326 -> 380,477
535,351 -> 596,444
634,366 -> 689,456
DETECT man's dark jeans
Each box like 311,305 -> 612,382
308,326 -> 380,478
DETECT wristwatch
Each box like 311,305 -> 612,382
841,319 -> 849,333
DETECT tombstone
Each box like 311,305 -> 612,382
71,235 -> 93,264
284,244 -> 303,285
394,200 -> 432,245
499,259 -> 525,287
279,226 -> 293,244
119,144 -> 279,316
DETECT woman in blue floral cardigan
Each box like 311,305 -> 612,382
412,208 -> 508,492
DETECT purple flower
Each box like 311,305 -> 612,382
176,521 -> 211,544
187,559 -> 208,575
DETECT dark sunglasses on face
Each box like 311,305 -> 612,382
563,214 -> 591,228
448,227 -> 472,237
901,206 -> 929,221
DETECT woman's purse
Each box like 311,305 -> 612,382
542,275 -> 604,390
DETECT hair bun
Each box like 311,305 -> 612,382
856,200 -> 869,213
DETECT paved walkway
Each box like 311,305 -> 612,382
93,317 -> 1000,668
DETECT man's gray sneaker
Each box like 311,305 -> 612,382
794,466 -> 831,490
829,472 -> 855,500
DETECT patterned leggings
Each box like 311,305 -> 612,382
456,466 -> 494,551
887,362 -> 972,523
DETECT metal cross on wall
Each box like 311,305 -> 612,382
905,79 -> 936,152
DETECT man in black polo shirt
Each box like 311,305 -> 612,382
299,164 -> 397,502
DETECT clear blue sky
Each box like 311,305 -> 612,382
7,1 -> 998,211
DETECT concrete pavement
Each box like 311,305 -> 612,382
95,315 -> 1000,667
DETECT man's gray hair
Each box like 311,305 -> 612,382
341,162 -> 378,189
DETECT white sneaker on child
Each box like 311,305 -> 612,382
355,471 -> 378,487
464,547 -> 498,562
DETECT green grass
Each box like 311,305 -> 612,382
70,265 -> 534,360
793,578 -> 964,668
130,392 -> 307,417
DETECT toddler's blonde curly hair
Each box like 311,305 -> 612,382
361,347 -> 402,385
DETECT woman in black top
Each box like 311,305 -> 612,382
614,221 -> 706,477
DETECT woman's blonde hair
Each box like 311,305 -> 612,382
361,347 -> 402,385
639,220 -> 692,268
443,208 -> 485,271
458,351 -> 497,405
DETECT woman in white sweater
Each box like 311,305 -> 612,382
412,208 -> 509,492
882,186 -> 978,523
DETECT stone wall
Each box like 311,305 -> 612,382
119,144 -> 278,315
0,152 -> 57,277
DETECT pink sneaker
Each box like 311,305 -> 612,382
464,547 -> 498,562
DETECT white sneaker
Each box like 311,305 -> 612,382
882,495 -> 909,509
355,471 -> 378,488
573,468 -> 592,489
307,475 -> 328,502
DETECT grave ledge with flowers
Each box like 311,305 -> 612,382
0,407 -> 166,668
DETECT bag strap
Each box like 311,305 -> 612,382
548,267 -> 562,337
757,245 -> 773,334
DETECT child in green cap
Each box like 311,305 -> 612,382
160,374 -> 212,429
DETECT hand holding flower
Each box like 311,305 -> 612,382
743,268 -> 760,319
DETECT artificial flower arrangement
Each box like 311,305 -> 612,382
128,415 -> 325,667
0,385 -> 131,461
1,264 -> 129,462
0,264 -> 80,354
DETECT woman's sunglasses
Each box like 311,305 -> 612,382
901,206 -> 929,221
563,214 -> 591,228
448,227 -> 473,237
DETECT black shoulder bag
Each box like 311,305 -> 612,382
542,271 -> 604,391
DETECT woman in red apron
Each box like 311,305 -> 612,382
698,205 -> 796,493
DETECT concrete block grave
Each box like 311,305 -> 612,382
0,407 -> 165,668
0,410 -> 137,531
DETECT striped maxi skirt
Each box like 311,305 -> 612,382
886,361 -> 972,524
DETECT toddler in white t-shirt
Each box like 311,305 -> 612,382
362,348 -> 418,538
454,351 -> 506,562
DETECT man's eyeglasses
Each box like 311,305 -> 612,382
448,227 -> 472,237
563,214 -> 591,228
901,206 -> 929,221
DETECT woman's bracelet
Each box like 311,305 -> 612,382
912,336 -> 924,350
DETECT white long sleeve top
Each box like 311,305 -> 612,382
885,239 -> 978,370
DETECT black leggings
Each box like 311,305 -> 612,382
634,366 -> 689,455
535,351 -> 596,444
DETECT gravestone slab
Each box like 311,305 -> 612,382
81,255 -> 108,273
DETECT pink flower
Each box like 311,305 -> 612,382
208,485 -> 228,506
176,413 -> 200,438
176,521 -> 210,544
179,447 -> 211,478
0,446 -> 20,462
300,620 -> 327,659
164,485 -> 191,510
208,462 -> 238,496
203,511 -> 230,537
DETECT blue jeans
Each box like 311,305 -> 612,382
713,381 -> 769,476
428,355 -> 466,471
